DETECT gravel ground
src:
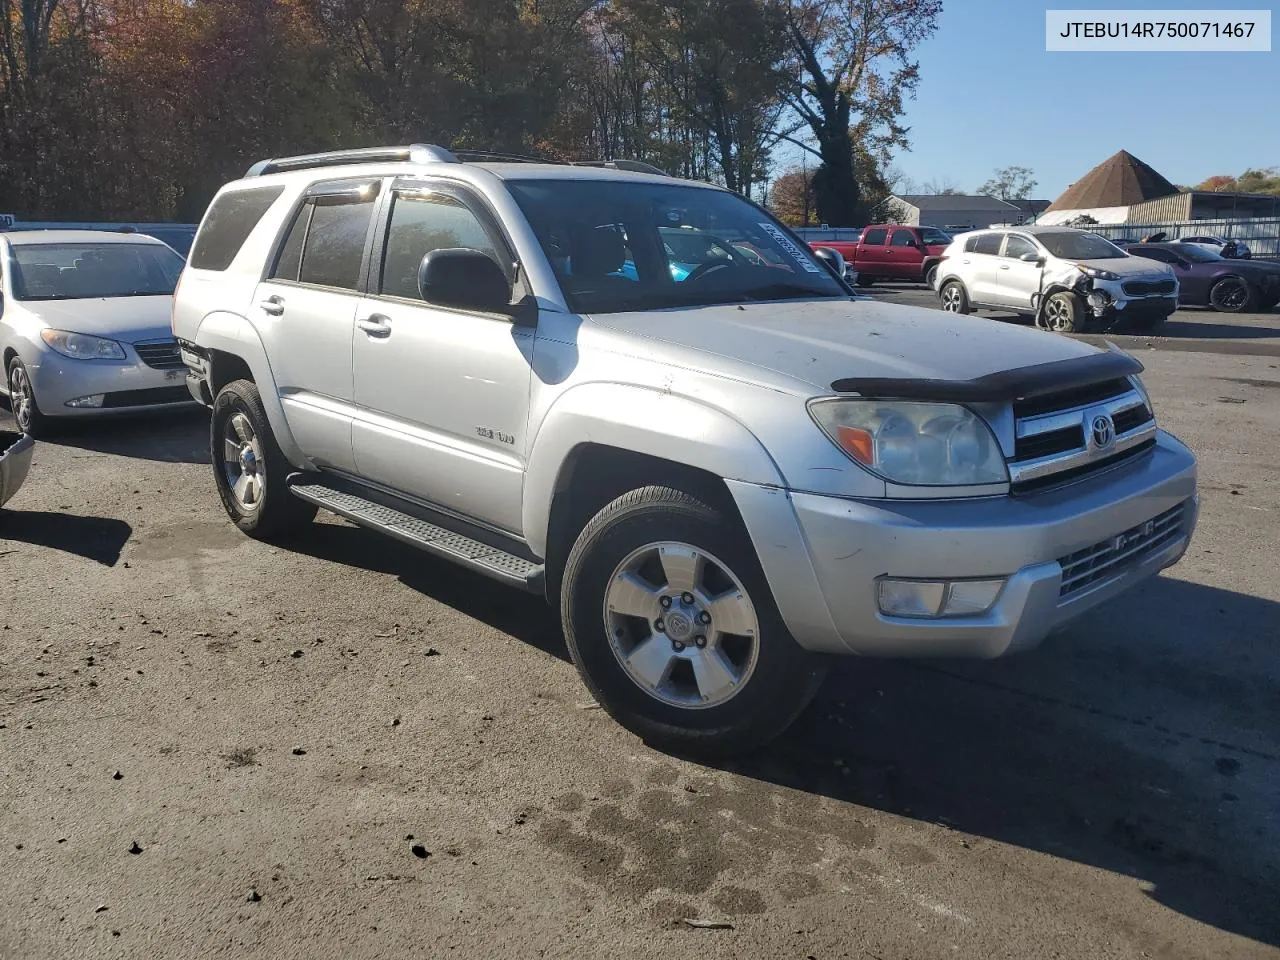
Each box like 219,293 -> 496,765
2,307 -> 1278,959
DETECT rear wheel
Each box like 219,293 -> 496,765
6,357 -> 55,437
924,263 -> 939,289
1209,277 -> 1256,313
939,280 -> 970,314
561,486 -> 827,757
210,379 -> 316,538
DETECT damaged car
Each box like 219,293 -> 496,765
934,227 -> 1179,333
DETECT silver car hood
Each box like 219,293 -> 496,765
588,298 -> 1102,393
20,295 -> 174,343
1071,257 -> 1173,279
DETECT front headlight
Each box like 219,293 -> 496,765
1077,265 -> 1120,281
40,329 -> 127,360
808,399 -> 1008,487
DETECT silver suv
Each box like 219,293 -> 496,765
934,226 -> 1179,333
173,145 -> 1198,754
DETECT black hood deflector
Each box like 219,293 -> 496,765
830,349 -> 1143,403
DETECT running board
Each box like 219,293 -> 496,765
288,478 -> 544,593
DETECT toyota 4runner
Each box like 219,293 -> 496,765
173,145 -> 1198,755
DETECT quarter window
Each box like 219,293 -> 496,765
189,186 -> 285,271
380,191 -> 502,300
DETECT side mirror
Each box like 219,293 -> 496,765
811,246 -> 847,281
419,248 -> 512,314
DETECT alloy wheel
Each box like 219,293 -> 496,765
222,411 -> 266,511
941,285 -> 963,312
603,541 -> 760,709
8,364 -> 33,432
1043,297 -> 1071,331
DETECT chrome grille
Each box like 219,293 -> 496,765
1058,502 -> 1188,599
1122,279 -> 1177,297
1010,380 -> 1156,493
133,339 -> 185,369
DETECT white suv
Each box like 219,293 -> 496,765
934,227 -> 1179,333
172,145 -> 1197,754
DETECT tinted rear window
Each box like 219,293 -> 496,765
189,186 -> 285,271
862,228 -> 887,245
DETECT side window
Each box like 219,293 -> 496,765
1002,235 -> 1038,260
862,228 -> 887,245
270,205 -> 311,282
1138,248 -> 1173,264
970,233 -> 1002,256
298,195 -> 377,291
889,230 -> 917,247
380,191 -> 502,301
189,186 -> 285,271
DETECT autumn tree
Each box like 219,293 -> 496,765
769,167 -> 815,225
779,0 -> 941,226
978,164 -> 1037,201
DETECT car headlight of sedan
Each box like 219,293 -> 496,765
808,399 -> 1008,487
1076,265 -> 1120,281
40,329 -> 127,360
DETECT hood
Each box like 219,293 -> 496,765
588,298 -> 1102,393
1073,257 -> 1173,279
19,295 -> 174,343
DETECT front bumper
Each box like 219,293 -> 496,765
26,345 -> 194,416
1092,279 -> 1178,322
729,430 -> 1197,659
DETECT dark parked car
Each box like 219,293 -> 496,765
1127,243 -> 1280,312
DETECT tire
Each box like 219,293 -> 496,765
855,274 -> 875,288
6,356 -> 55,438
1040,291 -> 1081,333
560,485 -> 828,757
1208,277 -> 1257,314
939,280 -> 970,314
924,264 -> 939,289
210,378 -> 316,538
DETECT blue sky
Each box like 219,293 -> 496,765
786,0 -> 1278,201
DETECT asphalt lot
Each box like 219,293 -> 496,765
2,297 -> 1278,959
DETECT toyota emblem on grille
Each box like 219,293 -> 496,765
1090,413 -> 1116,450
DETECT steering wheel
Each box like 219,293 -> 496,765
683,258 -> 737,284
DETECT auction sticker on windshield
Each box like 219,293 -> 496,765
758,222 -> 822,273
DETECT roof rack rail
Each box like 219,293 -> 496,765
245,143 -> 458,178
572,159 -> 668,177
451,150 -> 549,164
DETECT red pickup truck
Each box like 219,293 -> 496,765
811,225 -> 952,288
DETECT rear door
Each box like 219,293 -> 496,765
988,233 -> 1044,310
349,179 -> 534,534
251,178 -> 382,472
886,229 -> 922,279
961,232 -> 1005,305
856,227 -> 888,275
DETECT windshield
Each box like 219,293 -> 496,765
1174,244 -> 1223,263
1038,232 -> 1127,261
918,227 -> 952,245
506,179 -> 845,313
9,242 -> 184,300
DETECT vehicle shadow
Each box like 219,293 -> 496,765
276,519 -> 570,663
0,510 -> 133,565
722,575 -> 1280,947
36,407 -> 208,464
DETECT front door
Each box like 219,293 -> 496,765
251,178 -> 382,471
988,233 -> 1044,310
350,181 -> 534,535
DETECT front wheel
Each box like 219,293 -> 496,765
210,379 -> 317,538
1209,277 -> 1256,313
1039,291 -> 1081,333
561,486 -> 827,757
6,357 -> 55,437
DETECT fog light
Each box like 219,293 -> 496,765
65,394 -> 105,408
878,578 -> 1006,618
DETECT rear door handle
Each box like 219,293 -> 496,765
259,296 -> 285,316
998,264 -> 1010,270
356,314 -> 392,337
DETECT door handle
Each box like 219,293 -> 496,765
259,296 -> 285,316
356,314 -> 392,337
999,264 -> 1010,270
